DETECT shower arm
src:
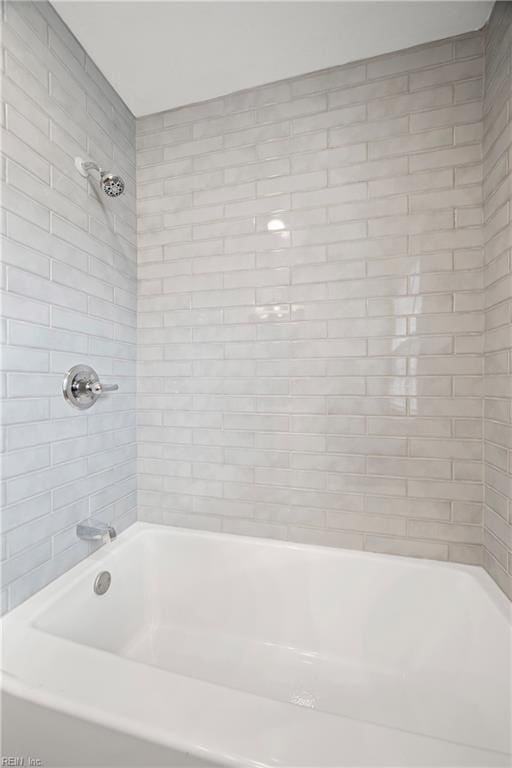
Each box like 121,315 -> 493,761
80,160 -> 103,176
74,157 -> 105,178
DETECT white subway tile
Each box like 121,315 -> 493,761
368,42 -> 453,78
5,11 -> 500,604
2,1 -> 136,607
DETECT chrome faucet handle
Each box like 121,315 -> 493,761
63,365 -> 119,410
90,381 -> 119,394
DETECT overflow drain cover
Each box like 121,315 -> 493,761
94,571 -> 111,595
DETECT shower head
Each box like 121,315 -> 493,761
100,172 -> 125,198
75,157 -> 125,198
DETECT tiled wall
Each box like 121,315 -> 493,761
137,31 -> 488,568
0,0 -> 137,612
2,2 -> 510,608
482,2 -> 512,600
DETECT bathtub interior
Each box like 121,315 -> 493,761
32,526 -> 511,754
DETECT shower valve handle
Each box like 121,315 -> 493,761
89,381 -> 119,394
63,365 -> 119,410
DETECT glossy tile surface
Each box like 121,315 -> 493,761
482,3 -> 512,600
137,30 -> 488,568
0,1 -> 137,612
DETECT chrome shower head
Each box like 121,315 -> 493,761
75,157 -> 125,198
100,172 -> 125,198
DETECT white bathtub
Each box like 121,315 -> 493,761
1,522 -> 511,767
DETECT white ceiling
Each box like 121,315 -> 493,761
52,1 -> 493,118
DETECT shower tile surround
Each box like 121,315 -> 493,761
0,1 -> 510,610
482,3 -> 512,599
136,4 -> 511,601
0,1 -> 137,612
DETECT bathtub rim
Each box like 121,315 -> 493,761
3,664 -> 510,768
